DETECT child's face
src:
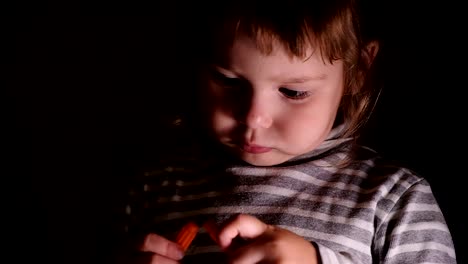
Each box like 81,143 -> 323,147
202,35 -> 344,166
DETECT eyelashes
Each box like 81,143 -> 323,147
209,70 -> 311,101
278,87 -> 310,100
210,70 -> 243,87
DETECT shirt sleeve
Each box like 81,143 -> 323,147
373,179 -> 457,263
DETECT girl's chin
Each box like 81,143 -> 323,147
238,152 -> 292,167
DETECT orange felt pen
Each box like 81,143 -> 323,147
175,221 -> 199,251
202,219 -> 219,243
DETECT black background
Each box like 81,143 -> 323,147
3,1 -> 466,263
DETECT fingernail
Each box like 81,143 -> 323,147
175,248 -> 185,259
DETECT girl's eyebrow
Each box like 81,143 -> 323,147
278,74 -> 328,84
210,65 -> 327,83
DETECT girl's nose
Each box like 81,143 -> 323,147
243,94 -> 273,129
246,113 -> 273,129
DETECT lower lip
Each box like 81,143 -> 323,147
242,145 -> 272,154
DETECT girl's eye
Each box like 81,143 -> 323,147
211,70 -> 243,87
279,87 -> 310,100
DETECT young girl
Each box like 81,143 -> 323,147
116,1 -> 457,263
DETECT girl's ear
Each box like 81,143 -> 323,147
362,40 -> 380,68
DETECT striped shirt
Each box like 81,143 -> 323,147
123,129 -> 456,263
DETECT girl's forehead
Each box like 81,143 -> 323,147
214,35 -> 341,80
210,32 -> 326,67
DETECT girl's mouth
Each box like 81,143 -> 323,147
241,144 -> 272,154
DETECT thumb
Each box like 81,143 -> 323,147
218,214 -> 269,249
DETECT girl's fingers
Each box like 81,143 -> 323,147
129,252 -> 181,264
140,233 -> 185,261
227,241 -> 267,264
218,214 -> 269,249
148,253 -> 183,264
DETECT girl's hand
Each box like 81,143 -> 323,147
218,214 -> 319,264
121,233 -> 185,264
